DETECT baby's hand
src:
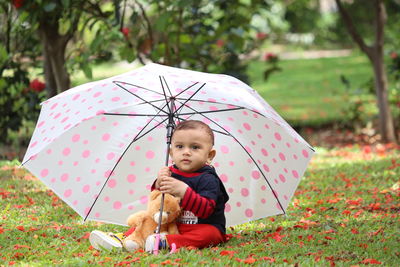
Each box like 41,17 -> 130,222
159,176 -> 188,199
155,166 -> 171,189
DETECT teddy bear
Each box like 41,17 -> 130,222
123,190 -> 181,252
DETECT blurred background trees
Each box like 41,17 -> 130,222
0,0 -> 399,159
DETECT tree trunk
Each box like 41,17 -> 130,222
371,52 -> 396,142
335,0 -> 397,143
38,21 -> 71,97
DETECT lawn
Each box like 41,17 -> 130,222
1,144 -> 399,266
248,54 -> 372,127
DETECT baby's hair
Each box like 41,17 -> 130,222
173,120 -> 215,145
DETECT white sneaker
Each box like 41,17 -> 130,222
89,230 -> 123,251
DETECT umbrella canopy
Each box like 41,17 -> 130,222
22,63 -> 314,227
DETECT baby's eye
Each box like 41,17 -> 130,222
192,145 -> 200,150
176,145 -> 183,149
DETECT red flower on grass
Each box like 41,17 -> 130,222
29,79 -> 46,92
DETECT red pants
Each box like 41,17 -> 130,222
167,223 -> 225,249
124,223 -> 225,249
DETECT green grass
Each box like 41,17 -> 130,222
248,54 -> 372,127
1,145 -> 399,266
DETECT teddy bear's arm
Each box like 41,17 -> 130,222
126,210 -> 148,227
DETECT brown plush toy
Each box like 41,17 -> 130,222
123,190 -> 181,252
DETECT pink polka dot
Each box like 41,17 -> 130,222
111,97 -> 120,102
72,94 -> 80,101
241,188 -> 249,197
128,190 -> 134,195
140,196 -> 148,204
240,176 -> 245,182
274,132 -> 282,141
279,174 -> 286,182
245,209 -> 253,218
82,150 -> 90,158
62,147 -> 71,156
93,92 -> 102,98
104,196 -> 110,202
261,185 -> 267,191
102,133 -> 110,141
108,179 -> 117,188
146,150 -> 155,159
46,149 -> 52,154
302,149 -> 309,158
64,189 -> 72,198
61,173 -> 69,182
130,161 -> 136,166
279,153 -> 286,161
38,121 -> 45,128
236,202 -> 241,207
245,146 -> 252,153
263,164 -> 270,172
261,148 -> 268,156
72,134 -> 80,142
107,152 -> 115,160
84,207 -> 91,216
220,174 -> 228,183
225,203 -> 231,213
40,169 -> 49,178
104,170 -> 113,178
261,199 -> 266,204
127,174 -> 136,183
82,185 -> 90,193
50,103 -> 58,110
220,145 -> 229,154
113,201 -> 122,210
252,171 -> 260,179
95,212 -> 100,218
229,161 -> 235,166
243,123 -> 251,131
292,170 -> 299,178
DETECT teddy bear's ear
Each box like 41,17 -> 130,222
149,190 -> 161,201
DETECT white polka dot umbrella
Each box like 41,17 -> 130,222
22,63 -> 314,227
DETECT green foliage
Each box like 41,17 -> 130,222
118,0 -> 272,83
0,45 -> 46,143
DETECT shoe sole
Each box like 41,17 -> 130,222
89,230 -> 123,251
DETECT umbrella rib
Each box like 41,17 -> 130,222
159,76 -> 172,114
103,113 -> 168,117
161,76 -> 173,98
113,82 -> 168,116
174,102 -> 286,215
84,116 -> 169,222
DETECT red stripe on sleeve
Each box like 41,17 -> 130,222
181,187 -> 216,219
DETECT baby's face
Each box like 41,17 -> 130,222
169,128 -> 215,173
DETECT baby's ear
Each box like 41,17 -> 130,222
208,148 -> 216,161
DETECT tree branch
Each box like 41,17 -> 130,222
334,0 -> 373,57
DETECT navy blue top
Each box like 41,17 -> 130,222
170,165 -> 229,234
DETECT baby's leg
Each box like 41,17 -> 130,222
166,224 -> 225,249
